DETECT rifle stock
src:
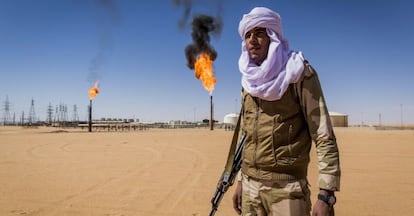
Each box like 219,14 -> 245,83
209,134 -> 246,216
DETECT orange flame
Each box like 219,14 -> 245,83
88,81 -> 100,100
194,52 -> 216,94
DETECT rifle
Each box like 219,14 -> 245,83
209,133 -> 246,216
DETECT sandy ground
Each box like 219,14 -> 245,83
0,126 -> 413,216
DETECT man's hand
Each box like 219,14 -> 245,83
312,199 -> 334,216
232,181 -> 242,215
312,190 -> 335,216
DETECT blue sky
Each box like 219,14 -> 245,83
1,0 -> 413,125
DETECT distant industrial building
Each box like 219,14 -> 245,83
329,111 -> 348,127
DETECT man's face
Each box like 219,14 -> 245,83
244,27 -> 270,66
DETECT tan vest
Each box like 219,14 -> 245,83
241,84 -> 311,181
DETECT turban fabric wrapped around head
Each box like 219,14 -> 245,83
238,7 -> 304,101
238,7 -> 285,43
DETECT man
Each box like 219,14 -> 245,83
232,7 -> 341,216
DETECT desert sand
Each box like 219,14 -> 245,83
1,126 -> 413,216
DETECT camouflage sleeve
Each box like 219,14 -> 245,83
297,63 -> 341,191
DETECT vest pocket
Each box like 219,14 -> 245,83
272,120 -> 297,166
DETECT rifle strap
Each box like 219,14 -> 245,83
223,109 -> 242,178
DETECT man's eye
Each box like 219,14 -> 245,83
256,31 -> 266,37
244,32 -> 251,39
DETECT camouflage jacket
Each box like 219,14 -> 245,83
240,61 -> 341,191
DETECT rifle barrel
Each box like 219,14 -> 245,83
208,134 -> 246,215
209,208 -> 217,216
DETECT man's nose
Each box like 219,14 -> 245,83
247,34 -> 258,43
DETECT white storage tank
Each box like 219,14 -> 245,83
223,113 -> 239,131
223,113 -> 239,126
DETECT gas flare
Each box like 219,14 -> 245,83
194,53 -> 216,94
88,81 -> 100,100
184,14 -> 221,94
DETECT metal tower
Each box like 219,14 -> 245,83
47,103 -> 53,125
28,98 -> 36,125
62,104 -> 68,123
54,103 -> 68,126
54,105 -> 59,123
20,111 -> 25,125
72,104 -> 79,122
2,95 -> 11,125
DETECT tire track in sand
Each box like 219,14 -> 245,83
153,144 -> 209,214
25,145 -> 163,216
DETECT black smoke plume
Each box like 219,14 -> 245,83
87,0 -> 120,83
172,0 -> 192,29
185,14 -> 222,69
